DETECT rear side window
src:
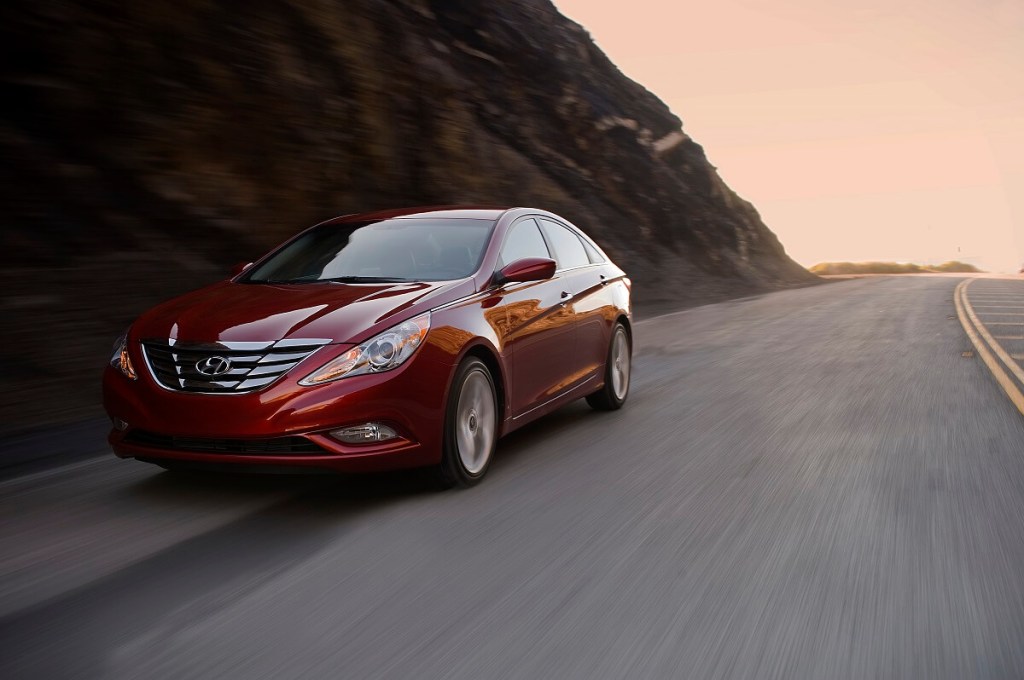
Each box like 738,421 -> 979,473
498,218 -> 550,267
539,219 -> 589,270
581,238 -> 606,263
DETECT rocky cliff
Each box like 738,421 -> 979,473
1,0 -> 815,429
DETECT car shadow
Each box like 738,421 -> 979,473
121,459 -> 444,502
0,398 -> 622,677
489,399 -> 602,472
0,465 -> 444,678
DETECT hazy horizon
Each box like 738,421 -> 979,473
554,0 -> 1024,272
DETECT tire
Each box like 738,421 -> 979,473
586,323 -> 631,411
437,357 -> 499,488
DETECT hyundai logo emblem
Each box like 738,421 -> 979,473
195,355 -> 232,376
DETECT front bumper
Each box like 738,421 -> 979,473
103,342 -> 455,473
107,428 -> 424,473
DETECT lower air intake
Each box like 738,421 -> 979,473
124,430 -> 327,455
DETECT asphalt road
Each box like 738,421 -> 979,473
3,276 -> 1024,679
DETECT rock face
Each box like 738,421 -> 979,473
0,0 -> 814,429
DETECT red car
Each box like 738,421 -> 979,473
104,206 -> 632,486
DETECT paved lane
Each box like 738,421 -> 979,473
2,276 -> 1024,679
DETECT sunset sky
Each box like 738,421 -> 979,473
554,0 -> 1024,272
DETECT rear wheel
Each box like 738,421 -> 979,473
586,323 -> 631,411
437,357 -> 498,487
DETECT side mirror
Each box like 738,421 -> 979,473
231,262 -> 253,277
495,257 -> 556,285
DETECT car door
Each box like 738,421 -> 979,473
537,218 -> 613,386
492,217 -> 579,417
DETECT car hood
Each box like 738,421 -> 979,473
133,278 -> 474,344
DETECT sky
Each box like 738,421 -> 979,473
553,0 -> 1024,271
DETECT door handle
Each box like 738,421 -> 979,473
560,291 -> 573,301
599,274 -> 608,285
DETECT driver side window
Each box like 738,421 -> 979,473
497,218 -> 551,268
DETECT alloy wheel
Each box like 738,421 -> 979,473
455,368 -> 496,474
611,327 -> 630,400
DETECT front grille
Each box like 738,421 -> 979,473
141,338 -> 330,394
124,430 -> 327,455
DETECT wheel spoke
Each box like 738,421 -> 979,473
611,329 -> 630,400
456,369 -> 495,474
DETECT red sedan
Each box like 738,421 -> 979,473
103,206 -> 632,486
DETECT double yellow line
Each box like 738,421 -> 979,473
955,279 -> 1024,415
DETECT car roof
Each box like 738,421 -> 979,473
316,206 -> 511,227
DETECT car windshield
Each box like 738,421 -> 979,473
242,218 -> 496,284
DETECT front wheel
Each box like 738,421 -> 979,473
586,323 -> 631,411
437,357 -> 498,487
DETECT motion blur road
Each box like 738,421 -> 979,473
3,276 -> 1024,679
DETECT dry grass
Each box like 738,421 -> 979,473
809,261 -> 982,275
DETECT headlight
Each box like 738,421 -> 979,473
299,312 -> 430,385
110,330 -> 137,380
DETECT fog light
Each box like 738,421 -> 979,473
329,423 -> 398,444
112,418 -> 129,432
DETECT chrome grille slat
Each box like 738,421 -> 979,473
148,358 -> 177,372
257,352 -> 311,364
238,377 -> 279,389
272,339 -> 327,349
246,363 -> 300,378
141,339 -> 329,394
168,352 -> 265,364
177,367 -> 251,379
181,378 -> 242,390
172,340 -> 275,351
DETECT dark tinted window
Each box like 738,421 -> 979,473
539,219 -> 589,269
243,218 -> 495,283
498,218 -> 550,267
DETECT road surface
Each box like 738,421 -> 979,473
2,276 -> 1024,679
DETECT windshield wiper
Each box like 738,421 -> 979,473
252,275 -> 412,284
254,278 -> 316,284
319,276 -> 413,283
